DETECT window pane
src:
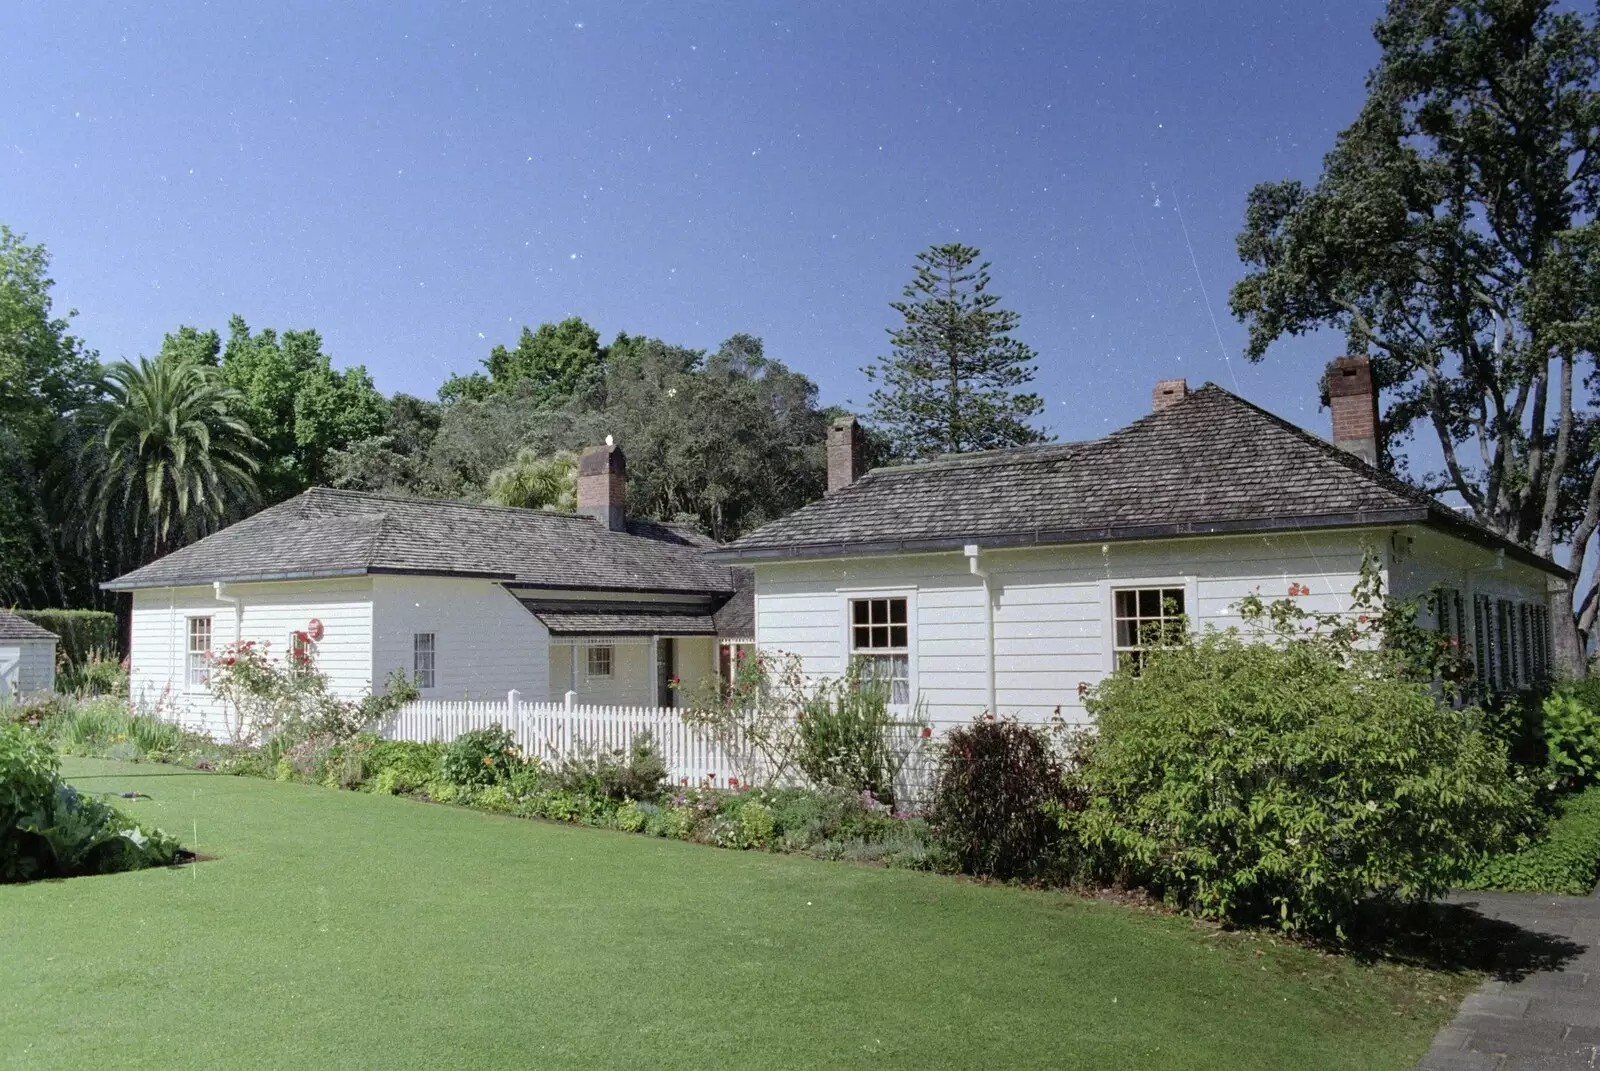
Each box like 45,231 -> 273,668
853,601 -> 869,625
1162,589 -> 1185,616
853,626 -> 871,650
1115,619 -> 1137,647
871,599 -> 888,624
889,599 -> 907,624
872,625 -> 889,648
889,625 -> 908,649
1138,589 -> 1160,616
1114,590 -> 1136,617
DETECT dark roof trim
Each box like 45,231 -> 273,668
706,507 -> 1572,580
102,565 -> 520,592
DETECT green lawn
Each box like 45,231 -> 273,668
0,758 -> 1464,1069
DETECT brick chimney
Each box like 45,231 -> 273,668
1152,378 -> 1188,412
1327,356 -> 1380,466
827,415 -> 865,494
578,441 -> 627,531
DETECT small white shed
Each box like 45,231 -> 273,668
0,611 -> 59,703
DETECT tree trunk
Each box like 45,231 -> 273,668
1550,577 -> 1587,680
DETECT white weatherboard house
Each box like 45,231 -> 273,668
706,358 -> 1570,731
0,610 -> 59,703
105,445 -> 753,738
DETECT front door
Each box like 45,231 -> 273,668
656,638 -> 676,708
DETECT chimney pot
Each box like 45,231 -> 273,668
1326,356 -> 1380,466
1152,378 -> 1188,412
577,443 -> 627,531
827,415 -> 865,493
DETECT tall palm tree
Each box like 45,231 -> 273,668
84,354 -> 263,557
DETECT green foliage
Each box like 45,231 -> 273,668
440,724 -> 520,788
864,243 -> 1047,459
0,226 -> 99,609
480,317 -> 605,403
737,801 -> 776,849
56,649 -> 128,698
1542,685 -> 1600,785
553,733 -> 667,801
2,724 -> 180,882
614,799 -> 647,833
83,351 -> 263,556
206,641 -> 399,749
364,740 -> 444,795
1229,0 -> 1600,654
50,699 -> 189,763
484,448 -> 577,511
1075,634 -> 1529,935
930,717 -> 1072,880
1469,784 -> 1600,895
219,316 -> 387,500
795,664 -> 920,805
13,609 -> 117,664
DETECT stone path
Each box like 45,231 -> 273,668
1416,888 -> 1600,1070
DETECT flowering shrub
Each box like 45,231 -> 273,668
1074,634 -> 1529,935
794,662 -> 924,806
208,641 -> 418,749
680,648 -> 805,786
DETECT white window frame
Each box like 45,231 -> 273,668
413,632 -> 437,691
837,587 -> 916,708
186,616 -> 213,690
586,644 -> 614,680
1098,577 -> 1198,675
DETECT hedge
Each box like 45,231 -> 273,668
1467,784 -> 1600,896
13,610 -> 118,664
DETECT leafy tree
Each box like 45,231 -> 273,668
1230,0 -> 1600,671
485,449 -> 577,511
0,226 -> 99,607
219,316 -> 387,500
864,244 -> 1048,459
442,316 -> 606,405
326,394 -> 442,497
83,353 -> 262,557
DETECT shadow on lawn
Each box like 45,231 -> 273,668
1336,900 -> 1585,982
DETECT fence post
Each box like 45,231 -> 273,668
563,690 -> 576,711
507,689 -> 521,718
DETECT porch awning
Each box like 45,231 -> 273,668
519,598 -> 717,637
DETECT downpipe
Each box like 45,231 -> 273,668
965,544 -> 997,717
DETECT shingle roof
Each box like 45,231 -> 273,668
104,488 -> 737,595
520,599 -> 718,636
712,569 -> 755,639
0,611 -> 60,643
709,385 -> 1569,577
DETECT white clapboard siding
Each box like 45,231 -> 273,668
379,696 -> 935,804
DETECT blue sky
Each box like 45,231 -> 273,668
2,1 -> 1380,446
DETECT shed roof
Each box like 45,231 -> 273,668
0,611 -> 61,643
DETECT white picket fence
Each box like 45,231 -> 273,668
377,692 -> 935,803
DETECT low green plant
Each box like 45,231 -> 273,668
2,724 -> 182,883
795,663 -> 911,804
1468,784 -> 1600,895
423,779 -> 459,803
1541,688 -> 1600,786
737,800 -> 776,848
56,649 -> 128,698
615,800 -> 647,832
1074,633 -> 1530,936
553,733 -> 667,801
364,740 -> 444,794
440,725 -> 520,787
